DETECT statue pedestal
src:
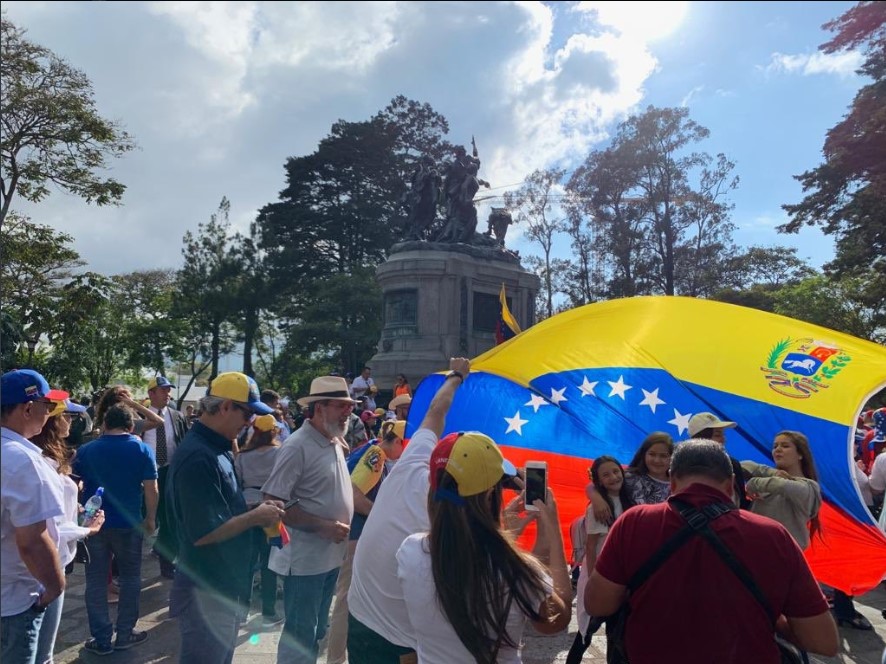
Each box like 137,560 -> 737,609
368,241 -> 539,392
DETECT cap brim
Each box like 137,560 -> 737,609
248,401 -> 275,415
46,389 -> 70,401
65,402 -> 87,414
502,458 -> 517,478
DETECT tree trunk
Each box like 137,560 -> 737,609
242,306 -> 257,377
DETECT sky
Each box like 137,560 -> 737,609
3,1 -> 863,277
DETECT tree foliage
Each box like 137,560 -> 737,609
256,96 -> 451,376
175,198 -> 241,384
566,106 -> 738,298
0,18 -> 136,227
0,212 -> 84,368
504,168 -> 567,318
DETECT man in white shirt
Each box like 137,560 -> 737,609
263,376 -> 356,664
350,367 -> 377,411
1,370 -> 69,663
347,358 -> 470,663
142,375 -> 188,579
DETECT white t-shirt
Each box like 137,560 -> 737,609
576,496 -> 623,633
45,459 -> 91,567
348,427 -> 437,647
351,376 -> 376,410
396,533 -> 551,664
1,428 -> 66,616
870,452 -> 886,495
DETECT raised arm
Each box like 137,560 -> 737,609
419,358 -> 470,437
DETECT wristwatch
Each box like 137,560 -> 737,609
446,370 -> 464,383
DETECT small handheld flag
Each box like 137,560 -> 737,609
495,284 -> 521,345
265,521 -> 290,548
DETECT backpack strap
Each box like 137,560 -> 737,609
670,498 -> 777,625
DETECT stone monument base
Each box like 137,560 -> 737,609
368,241 -> 539,393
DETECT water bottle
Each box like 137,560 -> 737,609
81,487 -> 104,525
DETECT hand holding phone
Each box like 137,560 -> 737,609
523,461 -> 547,511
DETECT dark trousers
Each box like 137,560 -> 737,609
153,465 -> 178,573
347,613 -> 416,664
250,530 -> 279,618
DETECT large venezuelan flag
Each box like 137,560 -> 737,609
408,296 -> 886,595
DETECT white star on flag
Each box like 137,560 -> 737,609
524,393 -> 549,413
578,377 -> 598,397
504,411 -> 529,435
639,388 -> 665,414
549,387 -> 568,406
668,408 -> 692,435
607,375 -> 632,400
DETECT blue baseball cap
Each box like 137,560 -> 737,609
1,369 -> 69,406
50,399 -> 88,417
147,376 -> 175,390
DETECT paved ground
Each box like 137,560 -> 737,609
53,544 -> 886,663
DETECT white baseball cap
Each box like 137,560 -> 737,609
687,412 -> 736,438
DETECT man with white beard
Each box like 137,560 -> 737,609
263,376 -> 356,664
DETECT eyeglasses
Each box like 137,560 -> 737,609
231,402 -> 254,420
31,399 -> 56,410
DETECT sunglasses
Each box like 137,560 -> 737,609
231,402 -> 255,420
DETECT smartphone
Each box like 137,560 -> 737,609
523,461 -> 547,511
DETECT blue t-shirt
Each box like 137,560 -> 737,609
73,433 -> 158,529
346,440 -> 389,540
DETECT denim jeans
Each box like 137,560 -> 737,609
0,603 -> 45,664
278,568 -> 340,664
84,528 -> 143,645
346,613 -> 416,664
171,582 -> 241,664
35,592 -> 64,664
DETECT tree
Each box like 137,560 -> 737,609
114,269 -> 187,374
504,168 -> 567,318
774,274 -> 883,342
256,97 -> 452,370
46,272 -> 133,391
0,211 -> 83,367
0,18 -> 136,228
567,106 -> 738,297
175,198 -> 241,384
780,2 -> 885,331
712,246 -> 816,313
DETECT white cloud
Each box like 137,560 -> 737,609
680,85 -> 704,108
2,1 -> 676,275
766,50 -> 863,78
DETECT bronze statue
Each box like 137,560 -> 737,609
485,207 -> 513,246
437,137 -> 490,243
405,155 -> 442,240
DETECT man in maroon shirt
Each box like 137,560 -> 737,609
586,440 -> 838,664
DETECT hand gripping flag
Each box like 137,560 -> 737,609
495,284 -> 521,345
408,296 -> 886,595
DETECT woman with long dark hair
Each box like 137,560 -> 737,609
396,432 -> 571,663
742,431 -> 871,631
32,400 -> 105,664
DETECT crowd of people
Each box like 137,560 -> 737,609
1,361 -> 882,664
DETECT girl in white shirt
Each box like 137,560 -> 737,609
571,455 -> 634,660
396,431 -> 571,664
